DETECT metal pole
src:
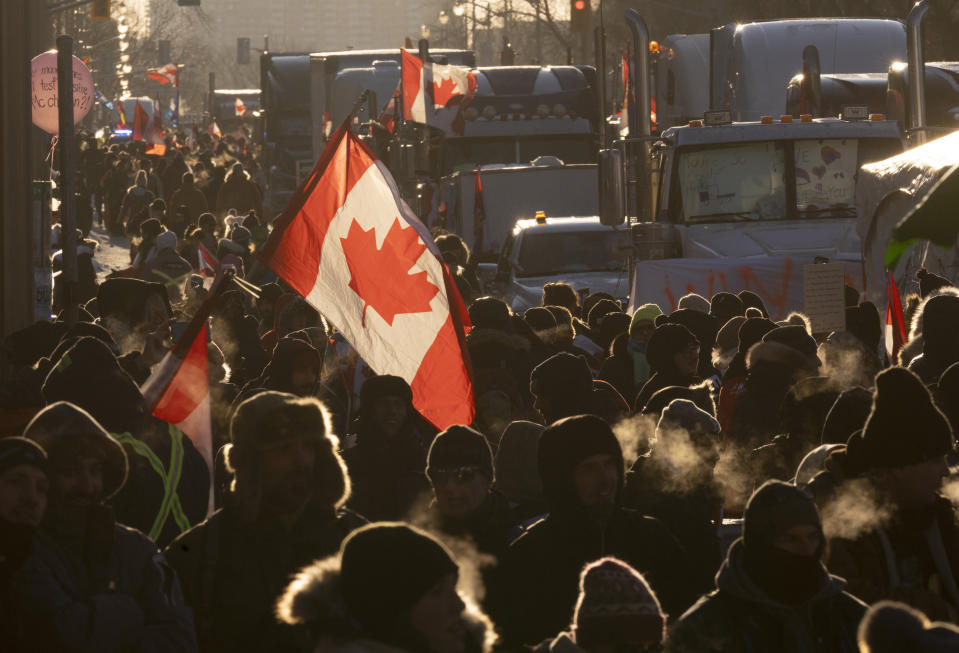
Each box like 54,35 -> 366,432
595,25 -> 607,147
56,34 -> 78,325
906,1 -> 929,145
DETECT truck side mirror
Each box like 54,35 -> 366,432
598,148 -> 625,226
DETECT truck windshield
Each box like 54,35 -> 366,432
444,135 -> 595,173
676,137 -> 901,223
515,229 -> 624,278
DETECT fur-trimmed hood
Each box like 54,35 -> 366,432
466,326 -> 532,353
276,555 -> 495,653
746,340 -> 819,374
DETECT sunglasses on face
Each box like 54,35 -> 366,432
429,466 -> 483,485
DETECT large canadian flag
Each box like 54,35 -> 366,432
402,49 -> 476,136
260,122 -> 474,428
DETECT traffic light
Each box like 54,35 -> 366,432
570,0 -> 591,34
158,40 -> 171,66
237,37 -> 251,65
91,0 -> 110,20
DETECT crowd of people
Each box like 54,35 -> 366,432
3,131 -> 959,652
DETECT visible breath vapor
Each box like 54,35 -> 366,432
820,478 -> 891,541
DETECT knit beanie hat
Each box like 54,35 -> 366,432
494,421 -> 545,504
821,386 -> 873,444
427,425 -> 494,480
743,480 -> 821,554
846,367 -> 955,470
468,296 -> 512,332
656,398 -> 720,441
530,352 -> 594,400
715,316 -> 747,355
523,306 -> 556,333
845,302 -> 882,352
340,523 -> 458,638
97,277 -> 171,324
0,437 -> 47,476
710,292 -> 745,324
24,401 -> 128,499
629,303 -> 663,335
921,294 -> 959,356
572,557 -> 666,647
738,290 -> 770,318
639,384 -> 714,417
737,317 -> 777,355
645,324 -> 698,374
858,601 -> 959,653
588,299 -> 621,330
762,325 -> 821,371
677,293 -> 710,314
538,414 -> 623,510
360,375 -> 413,411
779,377 -> 840,446
917,268 -> 954,299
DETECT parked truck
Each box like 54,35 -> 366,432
609,10 -> 908,318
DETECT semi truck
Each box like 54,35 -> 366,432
608,10 -> 907,317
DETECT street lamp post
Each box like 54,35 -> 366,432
438,10 -> 449,48
453,3 -> 467,49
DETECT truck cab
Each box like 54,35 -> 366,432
493,216 -> 632,314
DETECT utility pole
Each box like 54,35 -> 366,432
57,35 -> 79,326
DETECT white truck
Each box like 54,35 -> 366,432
490,217 -> 633,314
439,157 -> 598,261
610,10 -> 907,318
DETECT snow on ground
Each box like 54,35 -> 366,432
89,223 -> 133,282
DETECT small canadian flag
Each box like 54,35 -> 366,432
260,121 -> 474,428
402,49 -> 476,136
198,242 -> 218,277
141,274 -> 231,514
235,97 -> 246,118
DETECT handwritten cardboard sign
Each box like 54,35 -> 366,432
803,262 -> 847,334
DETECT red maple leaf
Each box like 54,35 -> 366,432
340,218 -> 438,327
432,76 -> 460,108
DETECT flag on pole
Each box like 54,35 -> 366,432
198,242 -> 218,277
145,98 -> 165,145
473,169 -> 485,249
141,273 -> 230,514
322,110 -> 333,142
206,120 -> 222,138
164,97 -> 177,122
620,50 -> 630,138
116,96 -> 127,130
378,82 -> 401,134
885,273 -> 908,360
132,101 -> 149,141
259,121 -> 474,428
401,49 -> 476,136
235,96 -> 247,118
146,63 -> 179,87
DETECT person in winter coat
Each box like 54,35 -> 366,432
41,337 -> 209,547
247,335 -> 322,397
824,367 -> 959,623
342,375 -> 437,521
908,294 -> 959,385
139,230 -> 193,303
0,438 -> 48,653
167,172 -> 208,235
857,600 -> 959,653
15,402 -> 197,652
665,480 -> 866,653
161,151 -> 189,204
277,522 -> 496,653
426,425 -> 514,562
118,170 -> 154,233
534,557 -> 667,653
634,324 -> 701,412
216,163 -> 263,218
493,420 -> 547,523
492,414 -> 696,648
530,352 -> 596,423
624,399 -> 724,592
716,317 -> 776,438
165,392 -> 364,653
727,325 -> 821,452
